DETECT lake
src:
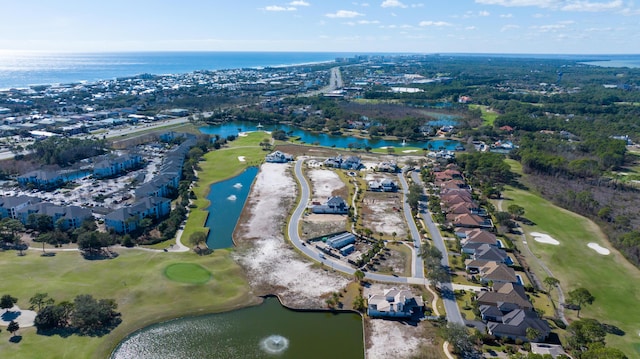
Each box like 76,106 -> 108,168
111,296 -> 364,359
199,121 -> 461,150
204,166 -> 259,249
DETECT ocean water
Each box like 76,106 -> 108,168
0,51 -> 353,89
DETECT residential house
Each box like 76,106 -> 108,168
265,150 -> 293,163
478,262 -> 519,285
367,288 -> 424,318
452,213 -> 493,229
476,283 -> 533,310
469,244 -> 512,264
368,179 -> 397,192
311,196 -> 349,214
487,309 -> 550,342
93,153 -> 143,179
0,195 -> 41,219
377,161 -> 398,173
323,155 -> 362,170
105,196 -> 171,234
16,203 -> 92,230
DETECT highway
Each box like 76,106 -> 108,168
411,171 -> 465,325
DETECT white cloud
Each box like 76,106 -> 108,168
326,10 -> 365,18
500,13 -> 514,17
381,0 -> 407,8
475,0 -> 624,12
466,26 -> 478,30
419,20 -> 453,26
479,10 -> 491,16
289,1 -> 310,6
501,24 -> 520,31
346,19 -> 380,25
265,5 -> 297,11
561,0 -> 622,12
411,3 -> 425,7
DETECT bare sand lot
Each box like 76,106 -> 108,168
234,163 -> 348,308
308,168 -> 346,201
361,193 -> 407,239
363,283 -> 424,359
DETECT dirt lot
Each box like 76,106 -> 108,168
234,162 -> 349,308
361,173 -> 408,240
307,168 -> 347,201
363,282 -> 425,359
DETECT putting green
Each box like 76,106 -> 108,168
164,263 -> 212,284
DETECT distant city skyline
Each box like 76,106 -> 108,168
1,0 -> 638,54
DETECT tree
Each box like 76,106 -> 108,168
0,294 -> 18,310
352,295 -> 366,312
7,320 -> 19,337
34,304 -> 69,331
441,322 -> 480,358
189,231 -> 207,255
568,318 -> 606,349
354,269 -> 365,283
507,204 -> 525,220
526,327 -> 541,342
543,276 -> 560,295
427,266 -> 449,287
29,293 -> 54,311
70,294 -> 120,334
568,287 -> 595,318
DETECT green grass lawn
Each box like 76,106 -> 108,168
0,249 -> 256,359
502,186 -> 640,357
182,132 -> 265,244
164,262 -> 212,284
469,104 -> 499,126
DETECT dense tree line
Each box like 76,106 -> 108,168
27,137 -> 108,167
32,293 -> 121,335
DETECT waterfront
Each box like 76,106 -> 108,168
204,166 -> 259,249
199,121 -> 461,150
111,296 -> 364,359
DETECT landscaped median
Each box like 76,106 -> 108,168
181,132 -> 266,246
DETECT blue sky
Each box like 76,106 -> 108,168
0,0 -> 638,54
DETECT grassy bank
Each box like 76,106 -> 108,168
0,249 -> 257,358
469,104 -> 498,126
501,186 -> 640,357
181,132 -> 266,243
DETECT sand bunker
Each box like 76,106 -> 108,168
1,306 -> 36,328
588,242 -> 610,255
530,232 -> 560,245
402,150 -> 418,153
237,156 -> 246,162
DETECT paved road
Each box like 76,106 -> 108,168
411,171 -> 465,325
288,158 -> 410,284
397,171 -> 425,279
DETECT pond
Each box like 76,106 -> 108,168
205,166 -> 259,249
199,121 -> 460,150
111,296 -> 364,359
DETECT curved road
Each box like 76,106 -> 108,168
411,171 -> 464,325
288,158 -> 409,284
